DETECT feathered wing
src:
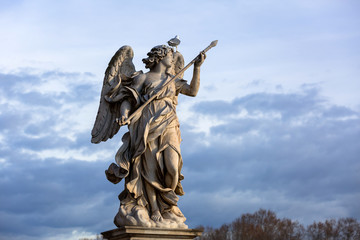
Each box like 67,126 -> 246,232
91,46 -> 136,144
170,51 -> 185,78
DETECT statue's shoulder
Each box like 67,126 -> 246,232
131,70 -> 144,78
130,70 -> 146,88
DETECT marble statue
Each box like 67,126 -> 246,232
91,37 -> 217,229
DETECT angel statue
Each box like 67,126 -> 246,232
91,38 -> 217,228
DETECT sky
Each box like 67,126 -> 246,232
0,0 -> 359,239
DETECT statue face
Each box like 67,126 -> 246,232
161,51 -> 173,68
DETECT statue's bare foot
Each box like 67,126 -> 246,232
151,210 -> 163,222
171,206 -> 184,217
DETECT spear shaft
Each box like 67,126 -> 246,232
119,40 -> 218,126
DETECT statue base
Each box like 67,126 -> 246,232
101,226 -> 202,240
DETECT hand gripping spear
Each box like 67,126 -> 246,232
118,40 -> 218,126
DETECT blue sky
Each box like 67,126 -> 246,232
0,0 -> 359,239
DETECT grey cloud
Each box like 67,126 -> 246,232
193,87 -> 325,120
192,100 -> 237,117
0,157 -> 118,238
0,70 -> 98,146
0,70 -> 122,239
40,70 -> 86,78
0,110 -> 27,131
19,91 -> 60,107
322,105 -> 358,118
180,87 -> 360,227
1,69 -> 359,238
0,72 -> 38,90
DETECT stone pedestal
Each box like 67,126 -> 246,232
101,226 -> 202,240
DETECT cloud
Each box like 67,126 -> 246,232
0,158 -> 117,239
0,70 -> 122,239
0,70 -> 111,155
179,86 -> 360,227
1,69 -> 360,238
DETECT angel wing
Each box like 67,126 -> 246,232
91,46 -> 136,144
170,51 -> 185,78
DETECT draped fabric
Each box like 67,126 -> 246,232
115,76 -> 187,214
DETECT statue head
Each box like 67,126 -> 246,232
142,45 -> 173,69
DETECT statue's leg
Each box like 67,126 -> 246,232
164,147 -> 179,191
145,181 -> 163,222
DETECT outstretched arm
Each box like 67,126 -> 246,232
180,52 -> 206,97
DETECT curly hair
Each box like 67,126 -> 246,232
142,45 -> 173,69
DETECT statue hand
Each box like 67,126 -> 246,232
104,95 -> 113,103
194,51 -> 206,67
116,115 -> 127,126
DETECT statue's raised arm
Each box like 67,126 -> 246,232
118,40 -> 217,127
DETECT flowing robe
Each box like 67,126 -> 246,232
114,75 -> 187,214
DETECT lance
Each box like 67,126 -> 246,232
117,40 -> 218,126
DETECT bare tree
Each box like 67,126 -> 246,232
200,209 -> 305,240
307,217 -> 360,240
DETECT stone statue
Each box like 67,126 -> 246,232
91,38 -> 217,229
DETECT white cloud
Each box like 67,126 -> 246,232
21,147 -> 111,163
